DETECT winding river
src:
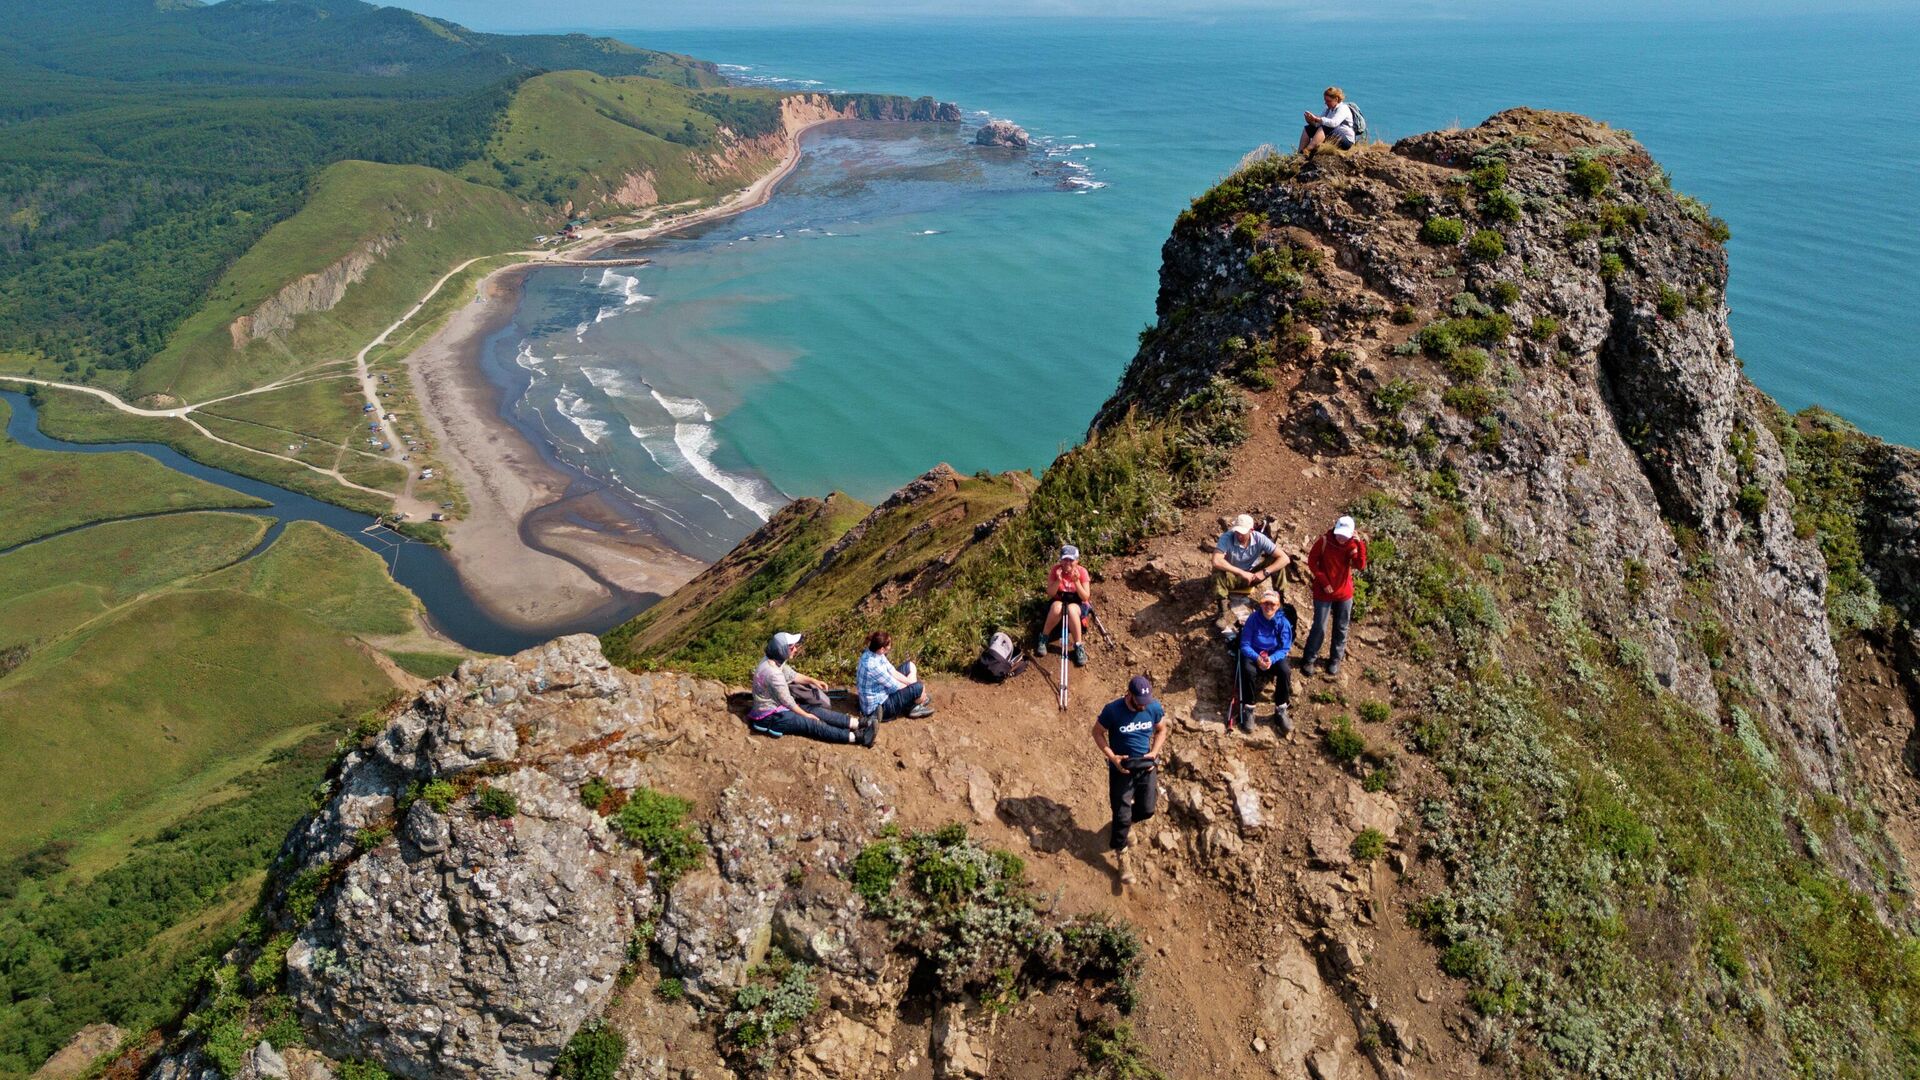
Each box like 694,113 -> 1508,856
2,389 -> 564,655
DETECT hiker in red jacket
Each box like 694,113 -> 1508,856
1302,515 -> 1368,676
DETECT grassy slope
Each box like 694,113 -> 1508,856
199,520 -> 419,637
458,71 -> 788,216
0,397 -> 266,549
0,589 -> 391,858
137,160 -> 536,401
0,512 -> 268,647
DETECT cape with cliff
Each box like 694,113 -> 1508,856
80,110 -> 1920,1080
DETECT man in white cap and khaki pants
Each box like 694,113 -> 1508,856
1211,513 -> 1287,628
1303,515 -> 1369,676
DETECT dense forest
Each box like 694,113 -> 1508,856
0,0 -> 720,377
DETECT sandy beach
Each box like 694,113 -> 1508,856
405,118 -> 841,633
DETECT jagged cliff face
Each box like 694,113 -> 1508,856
1120,110 -> 1852,797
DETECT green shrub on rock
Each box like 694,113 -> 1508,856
1570,157 -> 1610,198
613,788 -> 704,885
1466,229 -> 1505,261
474,784 -> 517,819
1421,217 -> 1466,245
555,1018 -> 626,1080
1351,828 -> 1387,861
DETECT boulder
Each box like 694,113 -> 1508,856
974,119 -> 1029,149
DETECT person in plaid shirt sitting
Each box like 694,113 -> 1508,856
856,630 -> 935,720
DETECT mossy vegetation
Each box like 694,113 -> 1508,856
1351,482 -> 1920,1074
850,825 -> 1147,1016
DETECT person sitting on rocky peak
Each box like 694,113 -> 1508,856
1236,589 -> 1295,735
1212,512 -> 1290,625
1037,544 -> 1092,668
1302,515 -> 1369,677
1297,86 -> 1357,153
857,630 -> 935,721
747,632 -> 874,746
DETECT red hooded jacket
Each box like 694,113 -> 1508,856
1308,532 -> 1368,602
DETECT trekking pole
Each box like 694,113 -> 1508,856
1058,615 -> 1070,711
1088,607 -> 1121,652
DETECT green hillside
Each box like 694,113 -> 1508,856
0,0 -> 715,380
137,160 -> 536,400
605,468 -> 1037,681
461,72 -> 791,214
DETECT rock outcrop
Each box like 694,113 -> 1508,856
228,235 -> 395,348
973,119 -> 1029,149
1114,109 -> 1849,798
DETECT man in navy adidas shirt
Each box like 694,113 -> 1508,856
1093,674 -> 1168,886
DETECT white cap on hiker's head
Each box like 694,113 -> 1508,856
1231,513 -> 1256,536
773,631 -> 804,652
1333,516 -> 1356,539
1259,589 -> 1281,604
1060,544 -> 1080,561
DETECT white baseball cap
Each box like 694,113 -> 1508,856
1333,516 -> 1357,539
1060,544 -> 1080,561
1231,513 -> 1256,536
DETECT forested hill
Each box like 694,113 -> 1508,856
0,0 -> 719,378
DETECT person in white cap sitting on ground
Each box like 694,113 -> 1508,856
746,632 -> 874,746
1302,515 -> 1369,676
1212,512 -> 1288,626
1037,544 -> 1092,668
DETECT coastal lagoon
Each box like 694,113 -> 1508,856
494,12 -> 1918,564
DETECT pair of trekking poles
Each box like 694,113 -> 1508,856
1054,603 -> 1119,711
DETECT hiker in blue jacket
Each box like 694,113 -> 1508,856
1236,589 -> 1294,735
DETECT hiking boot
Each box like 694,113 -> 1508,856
858,720 -> 878,748
1034,638 -> 1048,657
1273,704 -> 1293,736
1326,657 -> 1343,676
1071,644 -> 1088,667
1116,847 -> 1137,885
1216,595 -> 1233,621
1298,656 -> 1317,677
907,703 -> 935,719
1237,706 -> 1255,734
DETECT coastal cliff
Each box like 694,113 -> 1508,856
122,110 -> 1920,1079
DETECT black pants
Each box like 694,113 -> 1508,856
1107,765 -> 1159,850
1238,652 -> 1292,711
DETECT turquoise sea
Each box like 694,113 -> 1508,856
491,13 -> 1920,564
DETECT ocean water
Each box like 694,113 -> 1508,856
494,13 -> 1920,564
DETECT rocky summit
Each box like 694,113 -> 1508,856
119,109 -> 1920,1079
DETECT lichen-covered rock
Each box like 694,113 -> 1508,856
658,782 -> 891,1009
270,636 -> 725,1079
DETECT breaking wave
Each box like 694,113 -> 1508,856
554,388 -> 608,446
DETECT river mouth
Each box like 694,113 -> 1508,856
1,389 -> 609,656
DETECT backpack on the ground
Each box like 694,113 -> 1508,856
972,631 -> 1029,683
1348,104 -> 1368,141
